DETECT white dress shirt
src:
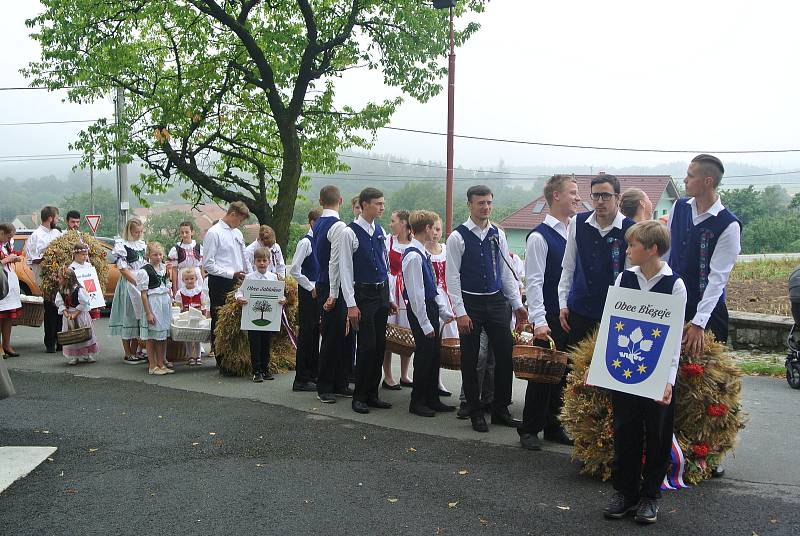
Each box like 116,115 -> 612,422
614,264 -> 687,386
245,241 -> 286,278
235,269 -> 279,300
558,210 -> 629,309
335,216 -> 393,308
445,218 -> 523,318
402,238 -> 450,335
203,220 -> 248,279
665,197 -> 741,329
323,209 -> 347,299
24,225 -> 62,284
525,214 -> 570,328
289,231 -> 315,292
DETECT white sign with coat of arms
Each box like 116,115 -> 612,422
72,264 -> 106,310
586,286 -> 685,400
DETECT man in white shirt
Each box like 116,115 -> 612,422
65,210 -> 81,232
519,175 -> 581,451
288,208 -> 322,392
24,206 -> 63,352
446,185 -> 527,433
335,188 -> 397,414
203,201 -> 250,374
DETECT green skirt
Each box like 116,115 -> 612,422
108,278 -> 142,339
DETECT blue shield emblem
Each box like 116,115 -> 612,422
605,315 -> 670,384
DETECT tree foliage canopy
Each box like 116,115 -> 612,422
25,0 -> 486,248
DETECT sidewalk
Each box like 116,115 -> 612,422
6,318 -> 799,487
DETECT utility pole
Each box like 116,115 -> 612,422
115,87 -> 129,236
434,0 -> 457,235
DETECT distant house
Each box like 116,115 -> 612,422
132,203 -> 228,239
498,174 -> 680,255
12,214 -> 38,230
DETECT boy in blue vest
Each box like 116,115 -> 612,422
446,185 -> 527,433
667,153 -> 740,479
558,174 -> 635,346
314,185 -> 354,403
289,207 -> 323,392
403,210 -> 456,417
519,174 -> 582,451
336,188 -> 397,414
603,220 -> 687,525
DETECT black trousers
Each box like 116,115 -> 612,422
294,286 -> 320,384
316,282 -> 352,395
207,275 -> 236,368
611,390 -> 675,499
407,299 -> 442,408
565,310 -> 600,349
459,292 -> 513,415
353,282 -> 390,402
687,300 -> 729,344
518,313 -> 570,436
43,300 -> 61,350
247,330 -> 272,374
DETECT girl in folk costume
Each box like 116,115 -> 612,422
0,223 -> 23,358
108,217 -> 147,364
138,242 -> 174,376
54,267 -> 99,365
246,225 -> 286,278
383,209 -> 414,390
174,267 -> 209,366
168,221 -> 204,293
424,213 -> 456,397
69,242 -> 101,321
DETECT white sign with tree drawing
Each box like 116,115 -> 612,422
239,279 -> 284,332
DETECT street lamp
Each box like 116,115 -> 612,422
433,0 -> 457,235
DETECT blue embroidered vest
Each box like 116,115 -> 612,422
568,211 -> 635,320
299,234 -> 319,283
312,215 -> 339,284
527,223 -> 567,316
619,269 -> 678,295
402,246 -> 439,301
668,198 -> 740,313
455,224 -> 502,294
349,222 -> 388,284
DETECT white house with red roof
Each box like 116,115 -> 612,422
499,174 -> 680,254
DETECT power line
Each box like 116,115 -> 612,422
0,119 -> 100,126
337,153 -> 532,176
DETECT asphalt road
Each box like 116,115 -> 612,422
1,371 -> 799,535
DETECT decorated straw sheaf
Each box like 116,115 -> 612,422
561,329 -> 745,485
39,232 -> 109,301
214,276 -> 299,376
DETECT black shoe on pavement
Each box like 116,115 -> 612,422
428,401 -> 456,413
470,413 -> 489,433
252,373 -> 263,383
544,426 -> 574,446
409,404 -> 436,417
262,371 -> 275,380
400,379 -> 413,387
352,400 -> 370,414
711,466 -> 725,478
437,388 -> 452,397
382,380 -> 402,391
292,381 -> 317,392
519,433 -> 542,451
46,347 -> 56,354
603,492 -> 639,519
366,398 -> 392,409
317,393 -> 337,404
634,498 -> 658,524
456,403 -> 470,419
335,387 -> 354,397
491,410 -> 521,428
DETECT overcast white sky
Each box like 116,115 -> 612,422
3,1 -> 800,182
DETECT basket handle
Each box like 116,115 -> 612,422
520,323 -> 555,350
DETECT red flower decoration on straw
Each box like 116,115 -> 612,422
680,363 -> 705,378
706,403 -> 728,417
691,443 -> 710,458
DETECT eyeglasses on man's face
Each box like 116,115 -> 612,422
590,192 -> 616,202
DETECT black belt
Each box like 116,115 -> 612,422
355,280 -> 387,289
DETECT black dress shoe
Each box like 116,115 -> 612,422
352,400 -> 370,414
3,351 -> 19,358
456,403 -> 470,419
543,426 -> 574,446
470,413 -> 489,433
519,433 -> 542,451
603,492 -> 639,519
437,388 -> 452,397
711,466 -> 725,478
428,401 -> 456,412
292,381 -> 317,392
382,380 -> 402,391
400,379 -> 413,387
46,347 -> 56,354
335,387 -> 354,397
634,498 -> 658,524
409,404 -> 436,417
252,373 -> 264,383
263,371 -> 275,380
317,393 -> 337,403
366,398 -> 392,409
491,410 -> 521,428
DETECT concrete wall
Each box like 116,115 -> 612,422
728,311 -> 794,351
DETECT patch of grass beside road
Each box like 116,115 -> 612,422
730,259 -> 797,282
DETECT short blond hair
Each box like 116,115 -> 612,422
543,174 -> 577,206
145,241 -> 165,259
252,247 -> 270,261
409,210 -> 439,235
625,220 -> 670,256
180,267 -> 198,281
258,225 -> 276,245
227,201 -> 250,218
122,217 -> 143,241
620,188 -> 647,219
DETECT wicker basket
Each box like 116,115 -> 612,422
440,338 -> 461,370
385,324 -> 415,355
512,332 -> 569,383
170,323 -> 211,343
11,297 -> 44,327
56,319 -> 92,346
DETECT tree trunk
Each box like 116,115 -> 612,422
272,123 -> 303,251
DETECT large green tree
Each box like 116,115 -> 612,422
25,0 -> 485,249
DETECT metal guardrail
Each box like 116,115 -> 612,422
737,253 -> 800,263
